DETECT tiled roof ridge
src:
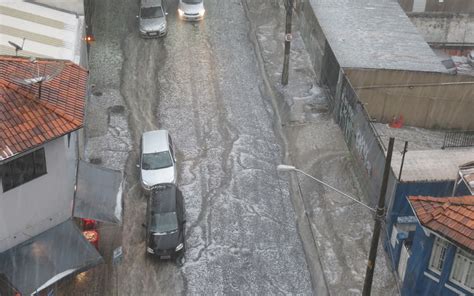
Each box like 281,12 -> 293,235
409,195 -> 474,206
0,55 -> 88,74
408,195 -> 474,252
0,78 -> 82,127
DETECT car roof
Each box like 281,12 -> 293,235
150,184 -> 178,213
141,0 -> 162,8
142,130 -> 170,154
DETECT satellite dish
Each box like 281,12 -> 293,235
10,59 -> 65,100
8,38 -> 25,56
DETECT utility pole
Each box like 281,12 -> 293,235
281,0 -> 293,85
362,137 -> 395,296
398,141 -> 408,180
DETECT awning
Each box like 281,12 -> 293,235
74,160 -> 123,224
0,219 -> 103,295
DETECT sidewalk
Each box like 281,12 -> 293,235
243,1 -> 399,295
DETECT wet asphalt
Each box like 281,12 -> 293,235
59,0 -> 313,295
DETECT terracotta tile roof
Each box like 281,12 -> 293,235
408,195 -> 474,252
0,56 -> 88,161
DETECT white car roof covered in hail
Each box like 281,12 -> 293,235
142,130 -> 169,154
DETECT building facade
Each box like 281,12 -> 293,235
394,196 -> 474,295
0,133 -> 78,252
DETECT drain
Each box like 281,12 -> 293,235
90,157 -> 102,165
109,105 -> 125,114
93,91 -> 103,96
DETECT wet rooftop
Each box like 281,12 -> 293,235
309,0 -> 447,73
374,123 -> 474,182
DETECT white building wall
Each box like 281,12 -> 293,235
0,132 -> 78,252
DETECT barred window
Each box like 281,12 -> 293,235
429,237 -> 448,274
450,249 -> 474,292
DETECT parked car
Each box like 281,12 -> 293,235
138,0 -> 168,38
140,130 -> 177,191
178,0 -> 205,21
145,184 -> 185,259
467,50 -> 474,66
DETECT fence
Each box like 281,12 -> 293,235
442,130 -> 474,149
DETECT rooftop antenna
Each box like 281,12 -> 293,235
8,38 -> 26,56
10,58 -> 65,100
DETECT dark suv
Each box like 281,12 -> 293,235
145,184 -> 185,259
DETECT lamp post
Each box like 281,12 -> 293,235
277,164 -> 376,212
278,138 -> 394,296
281,0 -> 293,85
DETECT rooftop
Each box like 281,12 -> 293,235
0,1 -> 83,62
0,56 -> 87,162
309,0 -> 447,73
408,195 -> 474,252
374,123 -> 474,182
392,149 -> 474,183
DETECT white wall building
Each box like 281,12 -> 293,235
0,56 -> 103,295
0,133 -> 78,252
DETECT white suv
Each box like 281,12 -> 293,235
178,0 -> 205,21
140,130 -> 177,191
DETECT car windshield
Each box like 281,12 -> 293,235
151,212 -> 178,234
141,7 -> 163,18
142,151 -> 172,170
183,0 -> 202,4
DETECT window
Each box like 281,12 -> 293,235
450,249 -> 474,292
169,145 -> 175,162
141,152 -> 172,170
140,7 -> 164,18
391,226 -> 399,248
1,148 -> 47,192
429,237 -> 448,274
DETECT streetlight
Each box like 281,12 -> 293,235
276,164 -> 375,212
278,138 -> 395,296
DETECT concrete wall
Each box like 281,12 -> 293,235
399,0 -> 474,13
346,69 -> 474,130
332,73 -> 399,206
0,133 -> 77,252
408,13 -> 474,46
296,0 -> 326,82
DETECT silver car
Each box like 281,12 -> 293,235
140,130 -> 177,191
178,0 -> 205,21
138,0 -> 168,38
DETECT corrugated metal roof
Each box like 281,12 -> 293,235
0,1 -> 83,63
309,0 -> 447,73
